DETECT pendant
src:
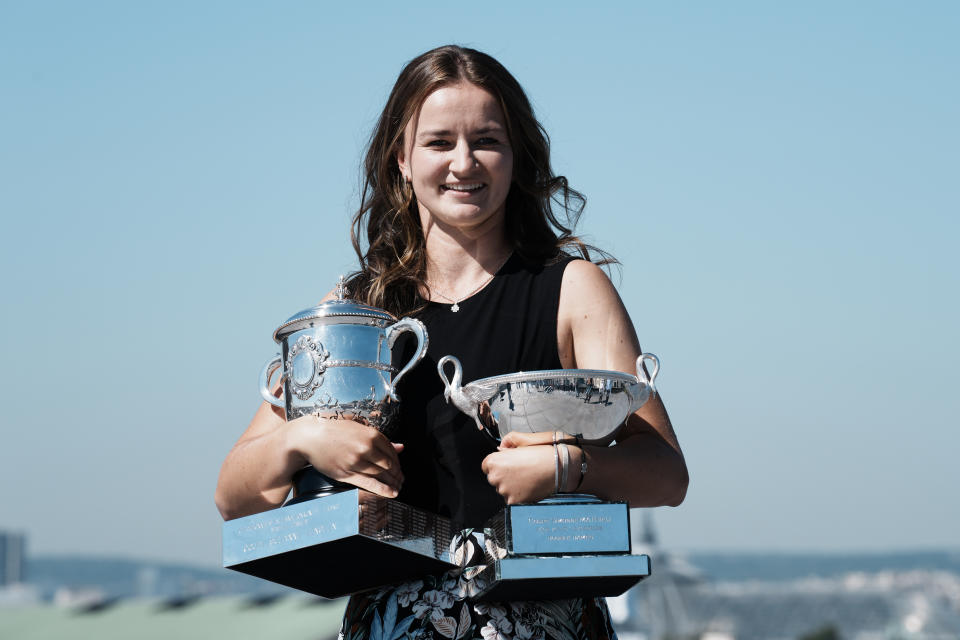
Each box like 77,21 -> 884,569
451,302 -> 460,313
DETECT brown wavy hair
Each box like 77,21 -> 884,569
346,45 -> 615,316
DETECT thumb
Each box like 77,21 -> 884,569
500,432 -> 533,448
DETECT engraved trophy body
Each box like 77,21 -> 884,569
222,278 -> 456,598
438,353 -> 660,601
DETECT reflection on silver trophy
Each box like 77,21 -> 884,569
258,276 -> 425,440
439,353 -> 660,601
222,277 -> 456,598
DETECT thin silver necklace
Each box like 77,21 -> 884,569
429,252 -> 512,312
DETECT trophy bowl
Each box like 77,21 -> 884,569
435,352 -> 661,601
438,353 -> 659,445
258,276 -> 428,442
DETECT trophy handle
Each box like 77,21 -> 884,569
438,355 -> 492,435
259,354 -> 286,408
385,317 -> 429,401
437,354 -> 463,402
635,353 -> 660,395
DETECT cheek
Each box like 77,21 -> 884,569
497,150 -> 514,178
497,157 -> 514,188
414,153 -> 446,180
480,151 -> 512,181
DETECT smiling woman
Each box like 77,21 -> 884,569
343,45 -> 615,317
398,82 -> 514,242
215,44 -> 687,640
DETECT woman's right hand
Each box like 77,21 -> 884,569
285,415 -> 404,498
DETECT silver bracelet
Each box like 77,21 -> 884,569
559,443 -> 570,493
553,443 -> 560,494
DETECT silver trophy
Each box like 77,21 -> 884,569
223,277 -> 457,598
438,353 -> 660,601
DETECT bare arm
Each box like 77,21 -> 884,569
214,292 -> 405,521
214,398 -> 406,520
481,260 -> 688,507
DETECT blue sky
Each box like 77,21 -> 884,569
1,2 -> 957,566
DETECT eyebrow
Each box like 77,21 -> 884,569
416,125 -> 505,139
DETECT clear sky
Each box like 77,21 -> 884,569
1,2 -> 957,567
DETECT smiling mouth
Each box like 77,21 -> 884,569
441,183 -> 484,192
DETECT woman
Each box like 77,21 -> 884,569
216,45 -> 688,640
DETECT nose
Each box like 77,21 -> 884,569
449,140 -> 476,174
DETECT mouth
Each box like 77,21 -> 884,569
441,183 -> 485,193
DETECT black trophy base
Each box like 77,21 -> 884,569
223,488 -> 456,598
471,553 -> 651,601
285,466 -> 346,505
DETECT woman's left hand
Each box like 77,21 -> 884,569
481,442 -> 555,504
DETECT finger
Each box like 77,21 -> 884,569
349,474 -> 400,499
328,441 -> 402,484
347,433 -> 402,477
480,452 -> 496,475
498,432 -> 521,448
501,431 -> 549,448
354,447 -> 401,474
347,457 -> 404,486
367,431 -> 403,467
351,450 -> 405,485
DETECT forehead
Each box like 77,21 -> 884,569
411,82 -> 507,133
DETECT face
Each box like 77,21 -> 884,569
397,82 -> 514,237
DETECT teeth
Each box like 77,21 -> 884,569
443,183 -> 483,192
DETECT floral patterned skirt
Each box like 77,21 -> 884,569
339,553 -> 618,640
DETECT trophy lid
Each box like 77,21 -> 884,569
272,275 -> 397,341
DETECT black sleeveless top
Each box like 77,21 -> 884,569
392,253 -> 575,529
344,255 -> 617,640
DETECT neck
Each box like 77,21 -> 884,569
421,214 -> 511,296
422,239 -> 512,306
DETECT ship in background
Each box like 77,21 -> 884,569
609,511 -> 960,640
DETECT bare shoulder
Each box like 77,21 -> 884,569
559,259 -> 619,307
557,259 -> 640,371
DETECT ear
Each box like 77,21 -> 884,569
396,146 -> 410,182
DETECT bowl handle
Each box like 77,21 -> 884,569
437,354 -> 463,401
636,352 -> 660,395
259,355 -> 286,408
386,317 -> 429,401
437,356 -> 494,435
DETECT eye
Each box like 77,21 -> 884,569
475,137 -> 500,146
425,139 -> 450,148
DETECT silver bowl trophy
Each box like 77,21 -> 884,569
222,277 -> 457,598
438,353 -> 660,601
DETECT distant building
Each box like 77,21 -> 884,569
0,531 -> 27,586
